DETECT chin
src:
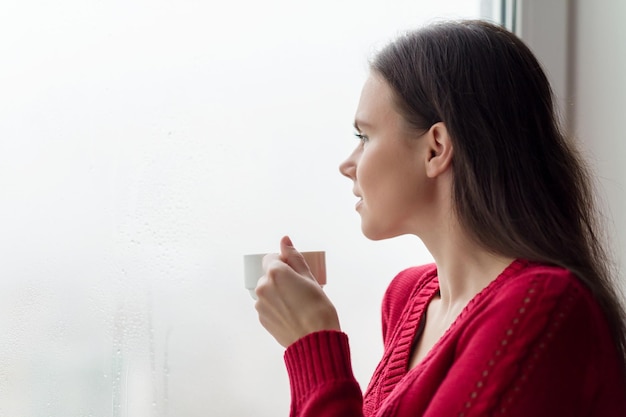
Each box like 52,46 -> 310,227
361,225 -> 403,241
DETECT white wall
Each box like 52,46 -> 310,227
516,0 -> 626,296
571,0 -> 626,295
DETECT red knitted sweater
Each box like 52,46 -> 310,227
283,260 -> 626,416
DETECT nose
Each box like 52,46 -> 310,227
339,148 -> 358,180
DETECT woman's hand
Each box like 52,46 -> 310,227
254,236 -> 341,347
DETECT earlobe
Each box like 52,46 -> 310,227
425,122 -> 453,178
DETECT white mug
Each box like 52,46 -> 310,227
243,251 -> 326,300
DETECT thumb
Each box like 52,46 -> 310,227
279,236 -> 314,279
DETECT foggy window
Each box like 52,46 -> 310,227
0,1 -> 482,415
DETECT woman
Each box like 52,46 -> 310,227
254,20 -> 626,416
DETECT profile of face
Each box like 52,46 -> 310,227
339,73 -> 449,241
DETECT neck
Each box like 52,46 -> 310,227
421,221 -> 515,310
416,171 -> 515,310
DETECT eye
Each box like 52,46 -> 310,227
354,132 -> 369,144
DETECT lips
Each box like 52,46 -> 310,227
352,188 -> 363,210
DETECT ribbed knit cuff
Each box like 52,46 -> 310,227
284,330 -> 355,405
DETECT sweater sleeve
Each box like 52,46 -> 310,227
283,265 -> 437,417
284,330 -> 364,417
417,267 -> 626,417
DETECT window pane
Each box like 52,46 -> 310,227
0,1 -> 482,415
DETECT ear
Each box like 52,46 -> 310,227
424,122 -> 453,178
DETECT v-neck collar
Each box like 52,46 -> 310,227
383,259 -> 529,394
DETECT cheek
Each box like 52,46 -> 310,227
355,150 -> 379,188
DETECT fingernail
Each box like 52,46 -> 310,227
284,236 -> 293,247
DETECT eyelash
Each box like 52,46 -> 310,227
354,132 -> 369,143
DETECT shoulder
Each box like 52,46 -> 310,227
459,261 -> 621,385
466,261 -> 603,337
484,261 -> 603,324
499,261 -> 582,294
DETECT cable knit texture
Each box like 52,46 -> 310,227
283,260 -> 626,416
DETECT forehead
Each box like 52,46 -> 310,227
354,73 -> 402,130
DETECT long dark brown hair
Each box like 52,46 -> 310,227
371,20 -> 626,372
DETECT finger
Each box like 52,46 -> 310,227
254,274 -> 270,301
279,236 -> 314,280
261,253 -> 281,273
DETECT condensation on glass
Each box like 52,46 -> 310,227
0,1 -> 483,415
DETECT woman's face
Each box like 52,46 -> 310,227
339,74 -> 433,240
